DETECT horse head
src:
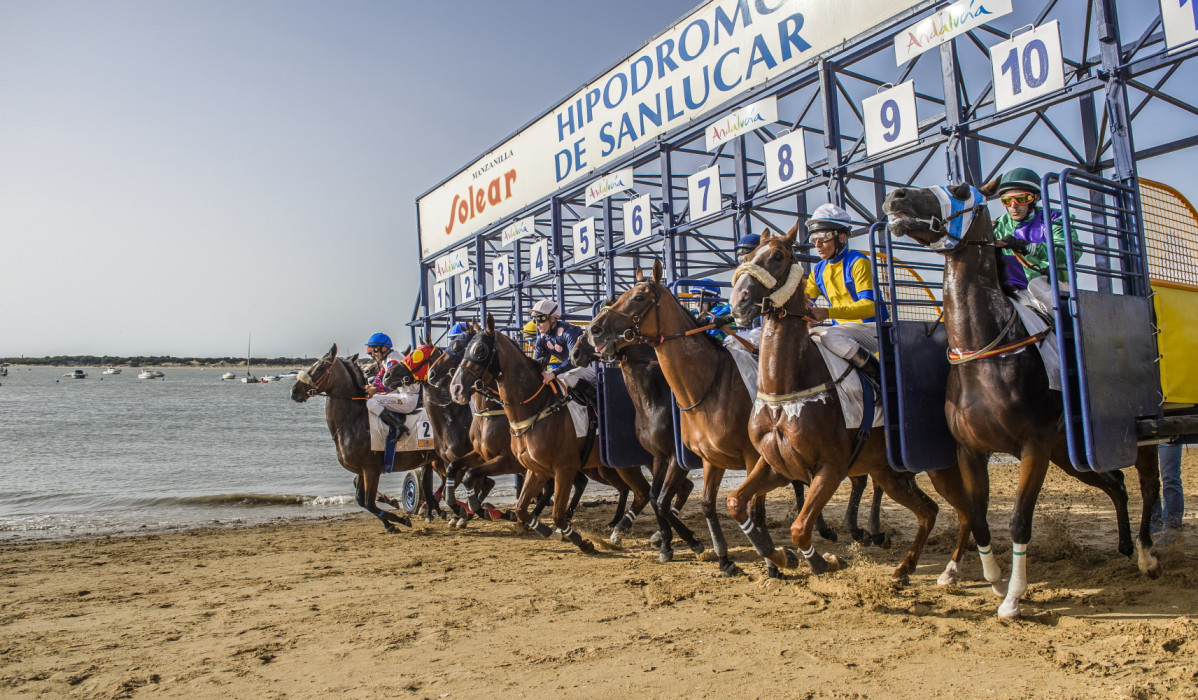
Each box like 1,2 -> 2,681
729,223 -> 805,325
588,259 -> 669,357
882,183 -> 990,253
383,344 -> 438,391
292,344 -> 361,402
449,314 -> 501,405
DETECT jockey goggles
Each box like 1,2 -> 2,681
1000,193 -> 1036,206
531,313 -> 551,323
809,230 -> 840,243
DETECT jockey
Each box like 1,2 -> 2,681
363,332 -> 419,449
801,203 -> 883,389
446,321 -> 470,358
991,167 -> 1081,313
735,232 -> 761,264
529,299 -> 597,411
687,280 -> 734,342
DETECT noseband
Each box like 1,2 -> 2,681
733,249 -> 804,316
296,358 -> 338,397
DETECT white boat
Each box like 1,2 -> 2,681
137,369 -> 165,379
240,336 -> 262,383
221,372 -> 237,380
64,369 -> 87,379
101,368 -> 121,375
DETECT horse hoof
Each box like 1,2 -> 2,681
551,529 -> 564,541
818,528 -> 839,543
456,519 -> 469,530
659,548 -> 674,564
1136,541 -> 1163,579
398,516 -> 412,528
872,532 -> 891,549
990,579 -> 1008,597
767,564 -> 787,580
719,562 -> 740,578
849,528 -> 867,544
609,531 -> 623,546
997,597 -> 1021,619
889,572 -> 910,588
384,524 -> 397,534
822,554 -> 842,573
579,540 -> 596,554
937,561 -> 960,586
689,540 -> 705,555
648,531 -> 663,546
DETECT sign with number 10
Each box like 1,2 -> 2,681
764,129 -> 807,194
990,21 -> 1064,112
862,82 -> 918,157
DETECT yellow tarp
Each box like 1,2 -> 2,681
1153,284 -> 1198,404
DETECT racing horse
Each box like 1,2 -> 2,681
883,182 -> 1161,617
448,316 -> 651,553
570,335 -> 706,561
727,228 -> 974,584
588,261 -> 791,578
291,344 -> 435,532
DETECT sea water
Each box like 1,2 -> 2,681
0,367 -> 512,542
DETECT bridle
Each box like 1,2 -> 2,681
891,185 -> 991,255
295,356 -> 347,399
456,330 -> 567,424
732,243 -> 805,318
601,281 -> 733,347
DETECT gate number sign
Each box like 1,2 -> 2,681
862,82 -> 919,157
991,21 -> 1064,113
623,194 -> 652,245
687,164 -> 723,222
432,281 -> 448,313
764,129 -> 808,194
492,255 -> 510,290
460,272 -> 476,303
572,217 -> 597,264
415,420 -> 434,448
529,239 -> 550,278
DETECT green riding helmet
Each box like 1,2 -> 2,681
996,167 -> 1041,196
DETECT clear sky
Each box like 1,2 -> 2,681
0,0 -> 699,358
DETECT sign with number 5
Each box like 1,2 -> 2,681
764,129 -> 807,194
572,217 -> 596,264
990,21 -> 1064,113
687,165 -> 723,222
862,82 -> 918,157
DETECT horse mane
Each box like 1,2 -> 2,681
494,329 -> 541,371
339,356 -> 368,394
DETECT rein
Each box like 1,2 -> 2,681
947,303 -> 1048,364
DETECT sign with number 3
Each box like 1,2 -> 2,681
862,82 -> 918,157
990,21 -> 1064,113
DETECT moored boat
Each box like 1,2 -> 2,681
102,368 -> 121,375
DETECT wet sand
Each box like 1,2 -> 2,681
2,458 -> 1196,699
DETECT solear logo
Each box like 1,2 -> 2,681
444,169 -> 518,236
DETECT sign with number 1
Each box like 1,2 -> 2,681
687,165 -> 723,222
432,281 -> 448,313
990,21 -> 1064,112
764,129 -> 807,194
862,82 -> 918,157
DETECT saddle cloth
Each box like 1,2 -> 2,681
369,407 -> 433,452
810,337 -> 885,430
723,334 -> 759,398
1010,302 -> 1061,391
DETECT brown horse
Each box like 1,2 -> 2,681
883,183 -> 1161,617
588,261 -> 791,577
727,228 -> 974,583
448,315 -> 650,553
290,344 -> 435,532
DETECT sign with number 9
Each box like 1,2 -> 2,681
862,82 -> 918,156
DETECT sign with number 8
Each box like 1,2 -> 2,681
764,129 -> 807,194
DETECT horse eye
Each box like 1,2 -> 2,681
771,252 -> 782,263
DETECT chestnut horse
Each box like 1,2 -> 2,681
589,262 -> 792,577
449,316 -> 650,553
291,344 -> 435,532
883,183 -> 1161,617
727,229 -> 975,583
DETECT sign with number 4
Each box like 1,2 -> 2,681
529,239 -> 550,279
991,21 -> 1064,113
862,82 -> 918,157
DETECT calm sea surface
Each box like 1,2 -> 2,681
0,367 -> 513,542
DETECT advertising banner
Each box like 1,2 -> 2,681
893,0 -> 1012,65
418,0 -> 925,258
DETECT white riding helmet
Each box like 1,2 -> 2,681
807,203 -> 853,234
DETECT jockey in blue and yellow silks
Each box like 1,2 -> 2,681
800,204 -> 883,389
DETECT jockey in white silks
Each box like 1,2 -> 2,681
363,332 -> 420,451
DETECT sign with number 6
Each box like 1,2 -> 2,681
990,21 -> 1064,112
764,129 -> 807,194
862,82 -> 918,157
623,194 -> 652,245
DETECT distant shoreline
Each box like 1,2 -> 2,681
2,363 -> 309,370
1,357 -> 318,369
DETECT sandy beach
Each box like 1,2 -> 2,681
2,458 -> 1196,699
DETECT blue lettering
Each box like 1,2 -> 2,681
585,88 -> 601,123
664,86 -> 684,120
714,0 -> 752,45
556,104 -> 576,142
747,34 -> 778,79
638,93 -> 663,133
777,14 -> 812,61
599,122 -> 617,157
617,113 -> 639,149
755,0 -> 785,13
682,66 -> 711,111
656,38 -> 679,79
630,55 -> 653,95
555,149 -> 573,182
603,73 -> 628,109
714,48 -> 742,92
679,19 -> 711,62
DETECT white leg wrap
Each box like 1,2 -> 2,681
998,543 -> 1028,619
978,546 -> 1006,596
937,560 -> 960,586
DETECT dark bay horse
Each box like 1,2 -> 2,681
728,228 -> 974,584
291,344 -> 434,532
448,316 -> 651,553
570,335 -> 706,562
588,261 -> 791,577
883,183 -> 1161,617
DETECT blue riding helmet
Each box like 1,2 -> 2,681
366,332 -> 392,349
735,233 -> 761,258
448,322 -> 469,340
692,278 -> 721,298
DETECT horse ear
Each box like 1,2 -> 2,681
948,183 -> 974,201
327,343 -> 338,359
652,259 -> 663,284
978,179 -> 1000,198
402,345 -> 411,356
761,229 -> 773,242
781,224 -> 798,247
486,313 -> 495,333
635,266 -> 644,282
348,352 -> 359,363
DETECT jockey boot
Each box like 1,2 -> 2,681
379,411 -> 409,439
848,347 -> 882,395
570,379 -> 599,416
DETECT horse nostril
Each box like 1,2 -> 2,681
590,325 -> 602,336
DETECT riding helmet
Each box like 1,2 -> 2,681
807,203 -> 853,234
734,232 -> 761,258
448,322 -> 469,340
996,167 -> 1041,196
366,332 -> 393,349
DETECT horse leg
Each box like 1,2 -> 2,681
867,482 -> 889,547
728,461 -> 795,576
1132,445 -> 1163,578
610,467 -> 651,546
702,464 -> 738,577
567,472 -> 589,521
517,472 -> 551,536
957,446 -> 1003,597
661,462 -> 702,554
463,454 -> 516,520
868,467 -> 938,586
789,467 -> 846,575
420,463 -> 438,523
924,466 -> 979,586
647,458 -> 674,558
999,448 -> 1052,619
673,472 -> 694,512
842,475 -> 868,543
361,468 -> 410,533
443,458 -> 469,526
552,468 -> 594,554
793,480 -> 837,542
531,478 -> 553,521
1052,441 -> 1132,556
